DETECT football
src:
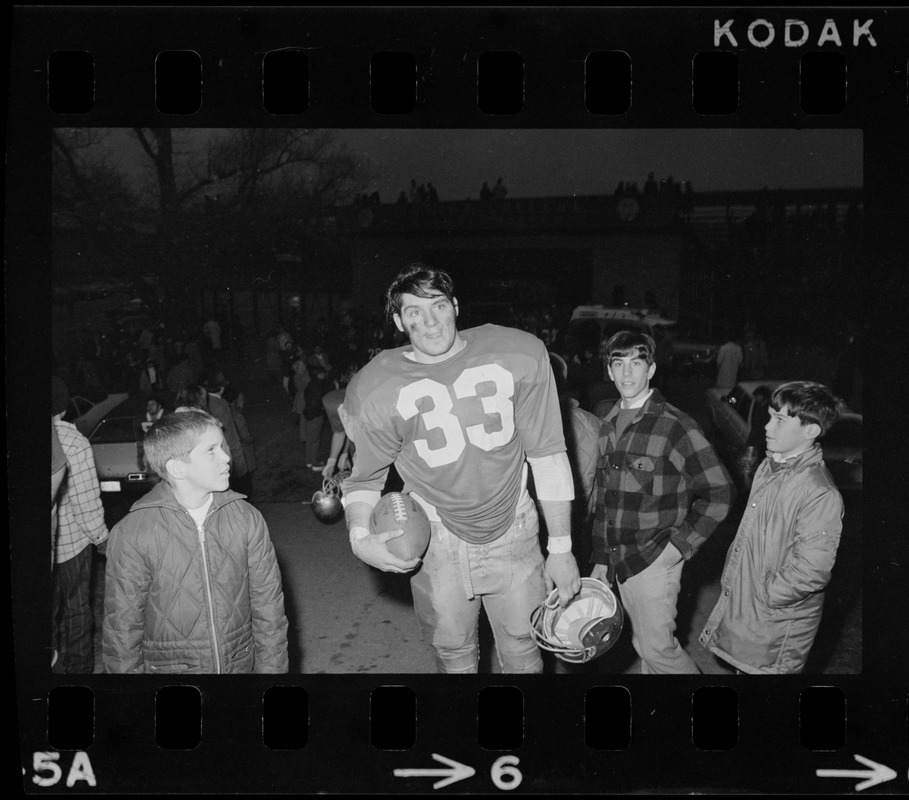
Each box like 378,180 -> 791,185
370,492 -> 431,561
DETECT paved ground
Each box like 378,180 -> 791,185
90,345 -> 861,675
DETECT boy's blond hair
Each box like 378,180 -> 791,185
144,410 -> 222,482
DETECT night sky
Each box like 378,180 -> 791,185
338,128 -> 862,201
99,127 -> 862,203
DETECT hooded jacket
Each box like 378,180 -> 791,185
102,482 -> 288,674
699,444 -> 843,674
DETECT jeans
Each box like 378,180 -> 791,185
617,541 -> 700,674
410,498 -> 546,674
301,415 -> 324,465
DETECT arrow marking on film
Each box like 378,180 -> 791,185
816,754 -> 897,792
394,753 -> 476,790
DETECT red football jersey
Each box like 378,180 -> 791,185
340,325 -> 566,544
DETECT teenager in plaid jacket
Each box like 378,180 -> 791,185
588,331 -> 735,674
52,376 -> 109,673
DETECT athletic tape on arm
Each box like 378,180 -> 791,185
343,491 -> 381,535
528,452 -> 575,502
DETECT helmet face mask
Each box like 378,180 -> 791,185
310,473 -> 346,522
530,577 -> 624,664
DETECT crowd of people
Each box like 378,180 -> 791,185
50,262 -> 851,676
383,175 -> 515,204
479,177 -> 509,200
395,178 -> 441,204
615,172 -> 695,211
54,307 -> 246,406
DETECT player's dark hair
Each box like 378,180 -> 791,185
384,263 -> 455,323
770,381 -> 842,437
603,330 -> 656,365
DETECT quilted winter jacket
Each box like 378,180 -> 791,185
560,396 -> 601,514
699,445 -> 843,674
102,482 -> 289,674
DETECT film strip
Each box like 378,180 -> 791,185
11,6 -> 907,795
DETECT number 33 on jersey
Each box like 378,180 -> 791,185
340,325 -> 567,544
396,363 -> 515,467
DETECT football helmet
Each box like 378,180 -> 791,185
530,577 -> 624,664
310,472 -> 348,522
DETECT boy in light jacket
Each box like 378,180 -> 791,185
103,410 -> 288,673
700,381 -> 844,674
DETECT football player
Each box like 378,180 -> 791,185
339,264 -> 581,674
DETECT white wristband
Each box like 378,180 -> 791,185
325,457 -> 338,468
547,536 -> 572,554
349,526 -> 370,544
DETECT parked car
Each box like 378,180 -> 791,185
569,305 -> 718,375
114,313 -> 158,338
102,306 -> 158,339
705,381 -> 863,492
85,396 -> 159,497
63,392 -> 130,437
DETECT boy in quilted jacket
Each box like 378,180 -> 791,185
102,409 -> 289,673
700,382 -> 844,674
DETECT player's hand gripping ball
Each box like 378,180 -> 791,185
370,492 -> 431,561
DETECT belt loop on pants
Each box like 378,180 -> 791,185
442,497 -> 534,602
444,522 -> 476,600
443,525 -> 476,601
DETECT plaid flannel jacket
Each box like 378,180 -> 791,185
592,390 -> 734,583
54,419 -> 109,564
